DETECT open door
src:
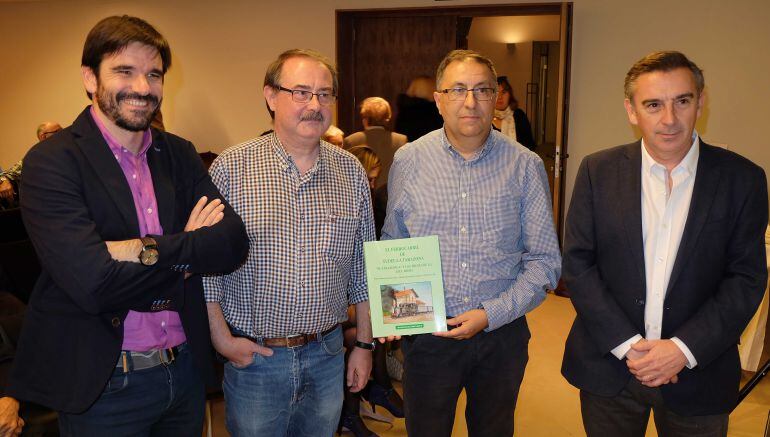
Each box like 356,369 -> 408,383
552,2 -> 572,237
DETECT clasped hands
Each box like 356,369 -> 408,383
626,338 -> 688,387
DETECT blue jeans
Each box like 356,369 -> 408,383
58,344 -> 205,436
224,325 -> 344,437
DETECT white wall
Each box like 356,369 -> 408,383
2,0 -> 769,228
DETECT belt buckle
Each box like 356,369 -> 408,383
159,347 -> 176,365
285,334 -> 306,348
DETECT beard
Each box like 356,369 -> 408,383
95,82 -> 160,132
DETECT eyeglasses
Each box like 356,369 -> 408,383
277,86 -> 337,106
439,87 -> 497,101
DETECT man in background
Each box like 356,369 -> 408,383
344,96 -> 407,189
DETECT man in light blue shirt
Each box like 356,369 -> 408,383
382,49 -> 561,437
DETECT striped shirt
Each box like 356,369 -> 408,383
382,128 -> 561,331
203,133 -> 375,337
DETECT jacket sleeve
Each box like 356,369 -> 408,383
149,139 -> 249,275
20,138 -> 246,316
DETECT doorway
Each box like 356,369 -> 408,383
336,3 -> 573,239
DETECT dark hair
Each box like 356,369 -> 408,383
82,16 -> 171,98
624,51 -> 704,101
435,49 -> 497,90
496,76 -> 518,109
263,49 -> 338,120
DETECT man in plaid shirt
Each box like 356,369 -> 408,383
203,49 -> 376,436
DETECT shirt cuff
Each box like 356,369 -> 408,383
480,299 -> 506,331
348,285 -> 368,305
611,334 -> 643,360
670,337 -> 697,369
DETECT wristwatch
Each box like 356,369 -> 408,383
354,340 -> 376,351
139,236 -> 159,266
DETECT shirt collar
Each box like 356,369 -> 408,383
269,131 -> 324,177
640,131 -> 700,177
440,127 -> 496,163
90,105 -> 152,157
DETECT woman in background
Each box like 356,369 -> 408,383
494,76 -> 536,151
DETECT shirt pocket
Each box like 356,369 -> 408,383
482,193 -> 521,253
321,214 -> 360,267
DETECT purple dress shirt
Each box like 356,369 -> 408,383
91,107 -> 186,351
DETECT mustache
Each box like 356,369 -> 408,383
116,91 -> 159,106
300,111 -> 324,122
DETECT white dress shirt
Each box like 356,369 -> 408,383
610,134 -> 699,368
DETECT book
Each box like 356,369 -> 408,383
364,235 -> 447,337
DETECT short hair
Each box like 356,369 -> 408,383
82,16 -> 171,99
348,145 -> 381,174
360,97 -> 392,127
36,122 -> 60,139
263,49 -> 338,119
624,51 -> 704,101
435,49 -> 497,90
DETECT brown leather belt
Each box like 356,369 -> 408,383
261,325 -> 338,348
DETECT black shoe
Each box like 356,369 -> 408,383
338,410 -> 379,437
364,382 -> 404,418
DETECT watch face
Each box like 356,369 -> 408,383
140,248 -> 159,266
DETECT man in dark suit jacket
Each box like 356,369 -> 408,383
562,51 -> 768,436
6,16 -> 247,436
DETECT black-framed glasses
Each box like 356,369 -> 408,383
439,87 -> 497,101
277,86 -> 337,106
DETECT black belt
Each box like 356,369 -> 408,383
115,343 -> 185,373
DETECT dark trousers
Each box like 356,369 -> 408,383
402,317 -> 529,437
581,377 -> 728,437
58,345 -> 205,437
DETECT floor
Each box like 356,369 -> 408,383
206,293 -> 770,436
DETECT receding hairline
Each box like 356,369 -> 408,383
436,56 -> 497,90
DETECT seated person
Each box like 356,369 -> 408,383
0,284 -> 26,436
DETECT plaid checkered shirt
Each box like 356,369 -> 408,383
382,128 -> 561,331
203,133 -> 375,337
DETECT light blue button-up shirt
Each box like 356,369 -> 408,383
382,128 -> 561,331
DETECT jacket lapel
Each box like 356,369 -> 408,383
147,130 -> 176,235
665,141 -> 721,296
619,142 -> 646,286
72,108 -> 139,234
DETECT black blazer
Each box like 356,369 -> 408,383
7,107 -> 248,413
562,140 -> 768,416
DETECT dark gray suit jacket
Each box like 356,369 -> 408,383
562,140 -> 768,416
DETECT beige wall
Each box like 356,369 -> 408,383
467,15 -> 561,121
2,0 -> 769,229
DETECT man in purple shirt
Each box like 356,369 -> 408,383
5,16 -> 248,435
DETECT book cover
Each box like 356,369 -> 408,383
364,235 -> 447,337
